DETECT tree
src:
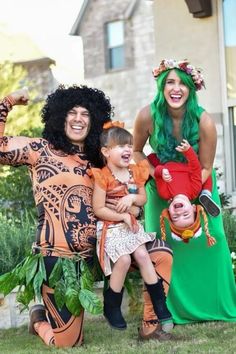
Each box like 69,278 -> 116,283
0,61 -> 43,217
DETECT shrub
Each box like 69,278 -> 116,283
222,210 -> 236,251
0,212 -> 35,275
231,251 -> 236,280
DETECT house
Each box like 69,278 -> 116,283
0,29 -> 57,98
70,0 -> 156,129
71,0 -> 236,208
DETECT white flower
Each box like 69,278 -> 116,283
231,251 -> 236,259
165,59 -> 176,69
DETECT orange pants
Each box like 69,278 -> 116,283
40,284 -> 84,347
143,238 -> 173,322
36,256 -> 84,348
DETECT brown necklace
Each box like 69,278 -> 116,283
109,167 -> 132,185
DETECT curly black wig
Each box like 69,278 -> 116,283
41,85 -> 113,167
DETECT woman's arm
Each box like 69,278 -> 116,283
133,105 -> 155,177
198,111 -> 217,183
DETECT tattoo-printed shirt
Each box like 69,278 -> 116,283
0,98 -> 97,260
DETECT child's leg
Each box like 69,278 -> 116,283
104,254 -> 131,330
110,254 -> 131,292
133,244 -> 158,283
133,245 -> 172,328
199,176 -> 220,217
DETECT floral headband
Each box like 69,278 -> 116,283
152,59 -> 205,91
103,120 -> 125,129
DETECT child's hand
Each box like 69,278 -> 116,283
175,139 -> 190,153
116,194 -> 135,213
162,168 -> 172,182
123,213 -> 139,233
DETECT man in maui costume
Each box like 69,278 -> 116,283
0,86 -> 173,346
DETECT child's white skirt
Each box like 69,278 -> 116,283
96,221 -> 156,276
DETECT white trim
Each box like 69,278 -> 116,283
217,0 -> 235,195
70,0 -> 90,35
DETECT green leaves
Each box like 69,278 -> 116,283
0,252 -> 103,317
0,272 -> 18,295
49,258 -> 63,288
79,289 -> 102,315
54,279 -> 66,310
52,258 -> 102,316
65,288 -> 82,317
0,253 -> 46,308
80,260 -> 94,290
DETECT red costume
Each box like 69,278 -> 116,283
148,147 -> 212,201
148,148 -> 216,247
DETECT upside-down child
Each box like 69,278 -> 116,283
91,122 -> 173,332
148,139 -> 218,245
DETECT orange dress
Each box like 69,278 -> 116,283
91,160 -> 155,276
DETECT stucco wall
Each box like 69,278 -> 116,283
153,0 -> 222,113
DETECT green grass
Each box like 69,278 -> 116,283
0,315 -> 236,354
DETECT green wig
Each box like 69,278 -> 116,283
151,68 -> 202,163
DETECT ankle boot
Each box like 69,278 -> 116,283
145,281 -> 173,325
103,287 -> 127,330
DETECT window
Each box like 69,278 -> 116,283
106,21 -> 125,70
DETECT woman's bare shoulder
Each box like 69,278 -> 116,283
137,105 -> 151,119
135,105 -> 152,127
199,111 -> 216,132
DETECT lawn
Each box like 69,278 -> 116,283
0,314 -> 236,354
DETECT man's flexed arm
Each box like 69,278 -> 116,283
0,88 -> 38,167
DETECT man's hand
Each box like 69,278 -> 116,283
8,88 -> 29,106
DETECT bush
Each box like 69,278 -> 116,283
222,210 -> 236,281
0,212 -> 36,275
222,210 -> 236,251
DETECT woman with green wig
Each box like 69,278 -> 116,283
133,59 -> 236,324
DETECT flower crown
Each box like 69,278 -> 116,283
152,59 -> 205,91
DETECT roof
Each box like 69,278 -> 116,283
0,27 -> 52,63
70,0 -> 139,36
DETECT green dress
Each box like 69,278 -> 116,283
144,105 -> 236,324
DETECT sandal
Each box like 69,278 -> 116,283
28,304 -> 47,335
